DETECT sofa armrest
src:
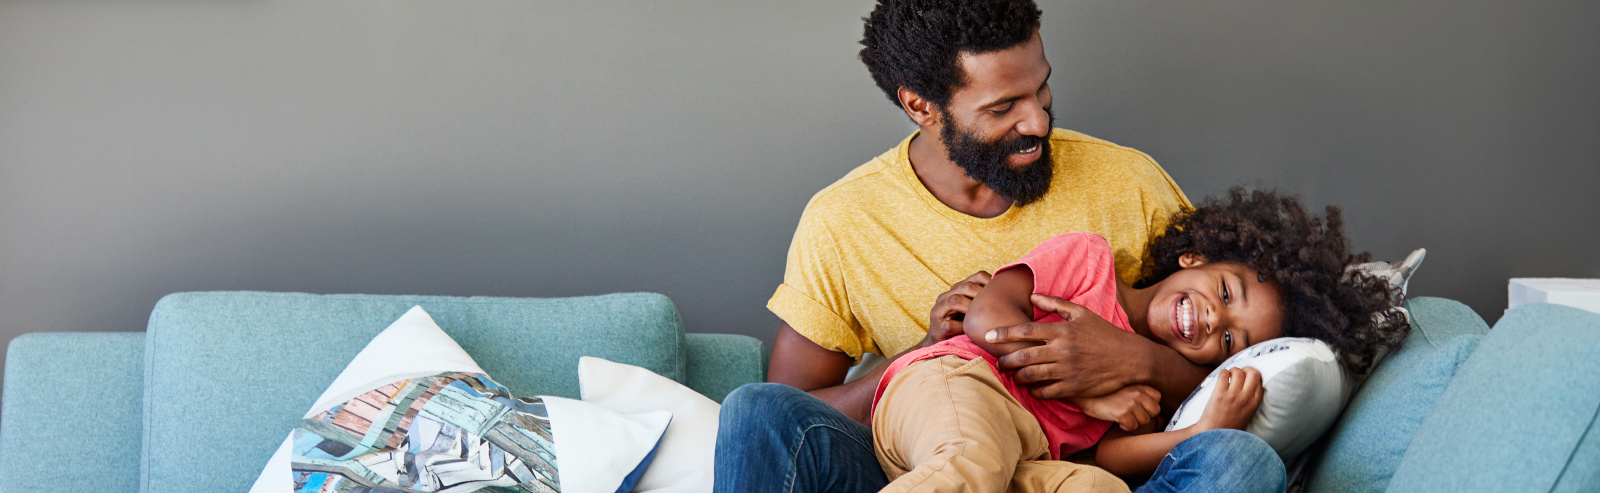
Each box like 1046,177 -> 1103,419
2,332 -> 145,493
685,333 -> 768,403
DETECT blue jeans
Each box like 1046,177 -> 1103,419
713,383 -> 1286,493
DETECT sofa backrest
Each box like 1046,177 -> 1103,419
1386,302 -> 1600,492
139,291 -> 687,493
1306,297 -> 1491,492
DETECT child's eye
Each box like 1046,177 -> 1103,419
1222,284 -> 1232,304
1224,331 -> 1233,353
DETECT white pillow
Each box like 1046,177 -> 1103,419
579,356 -> 719,493
1165,337 -> 1350,461
249,306 -> 671,493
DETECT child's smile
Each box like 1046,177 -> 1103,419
1137,255 -> 1287,366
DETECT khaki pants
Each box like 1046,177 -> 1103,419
873,356 -> 1131,493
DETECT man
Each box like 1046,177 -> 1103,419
715,1 -> 1287,491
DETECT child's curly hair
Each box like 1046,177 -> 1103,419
1133,188 -> 1410,376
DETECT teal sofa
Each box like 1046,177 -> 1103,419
0,291 -> 767,492
3,293 -> 1597,492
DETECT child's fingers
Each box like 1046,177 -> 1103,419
1221,368 -> 1242,395
1240,366 -> 1262,389
1139,388 -> 1161,419
1115,406 -> 1142,431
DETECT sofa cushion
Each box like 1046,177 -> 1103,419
1305,297 -> 1490,493
141,291 -> 686,493
1386,303 -> 1600,492
1,332 -> 145,493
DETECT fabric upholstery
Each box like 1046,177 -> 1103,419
1306,297 -> 1490,493
141,291 -> 687,493
685,333 -> 768,402
1386,303 -> 1600,492
1,332 -> 145,493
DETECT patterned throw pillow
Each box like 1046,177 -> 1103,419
251,306 -> 670,493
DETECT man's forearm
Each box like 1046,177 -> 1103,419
1134,342 -> 1211,409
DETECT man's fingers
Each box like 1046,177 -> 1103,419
996,345 -> 1055,374
1008,358 -> 1060,385
984,321 -> 1051,345
939,296 -> 972,320
1029,294 -> 1087,320
932,320 -> 963,340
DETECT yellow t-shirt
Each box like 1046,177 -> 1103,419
769,129 -> 1191,362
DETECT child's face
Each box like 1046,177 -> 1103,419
1145,254 -> 1286,366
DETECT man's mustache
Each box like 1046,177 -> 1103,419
999,134 -> 1046,153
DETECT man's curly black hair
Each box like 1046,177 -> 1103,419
859,0 -> 1041,109
1133,188 -> 1411,377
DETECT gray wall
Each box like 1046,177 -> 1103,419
2,0 -> 1596,386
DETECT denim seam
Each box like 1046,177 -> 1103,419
785,421 -> 877,493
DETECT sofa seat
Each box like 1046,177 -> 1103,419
1,291 -> 766,492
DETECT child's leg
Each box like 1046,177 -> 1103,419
1010,460 -> 1131,493
872,355 -> 1052,493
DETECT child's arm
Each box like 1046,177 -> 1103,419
963,266 -> 1043,357
1095,367 -> 1265,477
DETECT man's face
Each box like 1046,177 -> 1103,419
938,31 -> 1055,205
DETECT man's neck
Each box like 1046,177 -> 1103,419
907,129 -> 1014,219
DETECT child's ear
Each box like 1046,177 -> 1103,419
1178,253 -> 1208,268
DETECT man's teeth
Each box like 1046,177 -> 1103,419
1017,144 -> 1038,153
1179,297 -> 1193,340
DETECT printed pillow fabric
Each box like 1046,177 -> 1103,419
249,306 -> 670,493
1165,338 -> 1350,462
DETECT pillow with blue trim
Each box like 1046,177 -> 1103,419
248,306 -> 670,493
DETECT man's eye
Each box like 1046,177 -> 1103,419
990,104 -> 1013,115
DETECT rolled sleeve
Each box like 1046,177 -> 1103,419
769,283 -> 866,361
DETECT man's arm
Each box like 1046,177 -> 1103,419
985,294 -> 1210,408
766,271 -> 992,425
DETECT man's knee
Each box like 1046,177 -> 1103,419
719,383 -> 830,437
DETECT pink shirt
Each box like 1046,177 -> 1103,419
873,232 -> 1133,459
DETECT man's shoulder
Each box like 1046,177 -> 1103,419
1048,128 -> 1162,169
1047,128 -> 1188,204
800,145 -> 910,217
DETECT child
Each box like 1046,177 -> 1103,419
870,189 -> 1408,492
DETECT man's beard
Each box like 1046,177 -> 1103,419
940,108 -> 1055,206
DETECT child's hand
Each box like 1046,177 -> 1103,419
1195,367 -> 1264,432
1069,385 -> 1161,432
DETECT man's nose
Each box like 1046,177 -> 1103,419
1015,101 -> 1050,137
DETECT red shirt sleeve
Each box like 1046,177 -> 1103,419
995,232 -> 1124,326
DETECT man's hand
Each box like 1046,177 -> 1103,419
1069,385 -> 1162,432
922,271 -> 991,348
985,294 -> 1158,399
1195,367 -> 1264,432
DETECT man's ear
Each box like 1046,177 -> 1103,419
1178,253 -> 1208,268
897,87 -> 939,128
